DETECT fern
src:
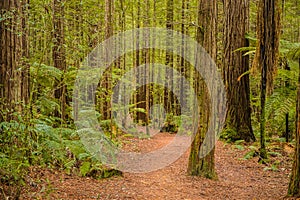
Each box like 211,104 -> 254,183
234,46 -> 256,56
31,62 -> 63,88
264,61 -> 298,136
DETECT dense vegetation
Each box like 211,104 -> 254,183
0,0 -> 299,198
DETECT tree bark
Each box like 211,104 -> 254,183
223,0 -> 255,142
165,0 -> 174,114
288,57 -> 300,197
187,0 -> 217,179
255,0 -> 281,161
0,0 -> 30,121
144,0 -> 150,134
103,0 -> 113,121
53,0 -> 67,122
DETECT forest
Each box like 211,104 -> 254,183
0,0 -> 300,199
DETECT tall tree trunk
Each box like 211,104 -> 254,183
118,0 -> 127,129
288,57 -> 300,197
103,0 -> 113,121
144,0 -> 150,134
0,0 -> 30,121
187,0 -> 217,179
223,0 -> 255,142
179,0 -> 186,114
135,0 -> 143,123
165,0 -> 174,114
255,0 -> 281,161
53,0 -> 67,122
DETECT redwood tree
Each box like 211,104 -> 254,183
0,0 -> 30,121
53,0 -> 67,122
255,0 -> 281,160
97,0 -> 114,122
165,0 -> 174,113
288,56 -> 300,197
222,0 -> 255,142
187,0 -> 217,179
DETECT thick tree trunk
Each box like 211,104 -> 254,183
187,0 -> 217,179
288,57 -> 300,197
0,0 -> 30,121
255,0 -> 281,95
223,0 -> 255,142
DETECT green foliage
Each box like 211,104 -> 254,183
241,145 -> 259,160
30,62 -> 77,126
243,150 -> 257,160
234,46 -> 256,56
1,0 -> 298,197
265,61 -> 298,137
232,140 -> 246,150
220,127 -> 238,143
80,162 -> 91,176
263,160 -> 281,172
233,145 -> 245,151
160,113 -> 180,133
0,112 -> 121,198
247,37 -> 299,140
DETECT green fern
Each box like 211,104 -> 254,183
264,61 -> 298,136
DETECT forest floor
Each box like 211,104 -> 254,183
21,131 -> 297,200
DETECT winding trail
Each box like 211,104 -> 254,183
24,132 -> 292,199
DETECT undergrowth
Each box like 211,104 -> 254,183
0,113 -> 121,199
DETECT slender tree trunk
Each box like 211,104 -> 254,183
180,0 -> 186,114
135,0 -> 143,123
144,0 -> 150,134
103,0 -> 113,121
0,0 -> 30,121
119,0 -> 127,129
131,2 -> 137,123
288,57 -> 300,197
53,0 -> 67,122
187,0 -> 217,179
151,0 -> 157,128
223,0 -> 255,142
255,0 -> 281,161
165,0 -> 174,114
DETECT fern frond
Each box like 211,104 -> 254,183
234,46 -> 256,53
274,96 -> 296,123
287,46 -> 300,60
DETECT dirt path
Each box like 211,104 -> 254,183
23,132 -> 293,200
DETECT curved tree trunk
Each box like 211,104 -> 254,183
223,0 -> 255,142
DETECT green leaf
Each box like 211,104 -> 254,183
80,162 -> 91,176
234,145 -> 245,150
243,151 -> 256,160
78,153 -> 90,161
234,140 -> 245,145
131,107 -> 146,114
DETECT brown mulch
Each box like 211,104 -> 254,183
20,132 -> 295,200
